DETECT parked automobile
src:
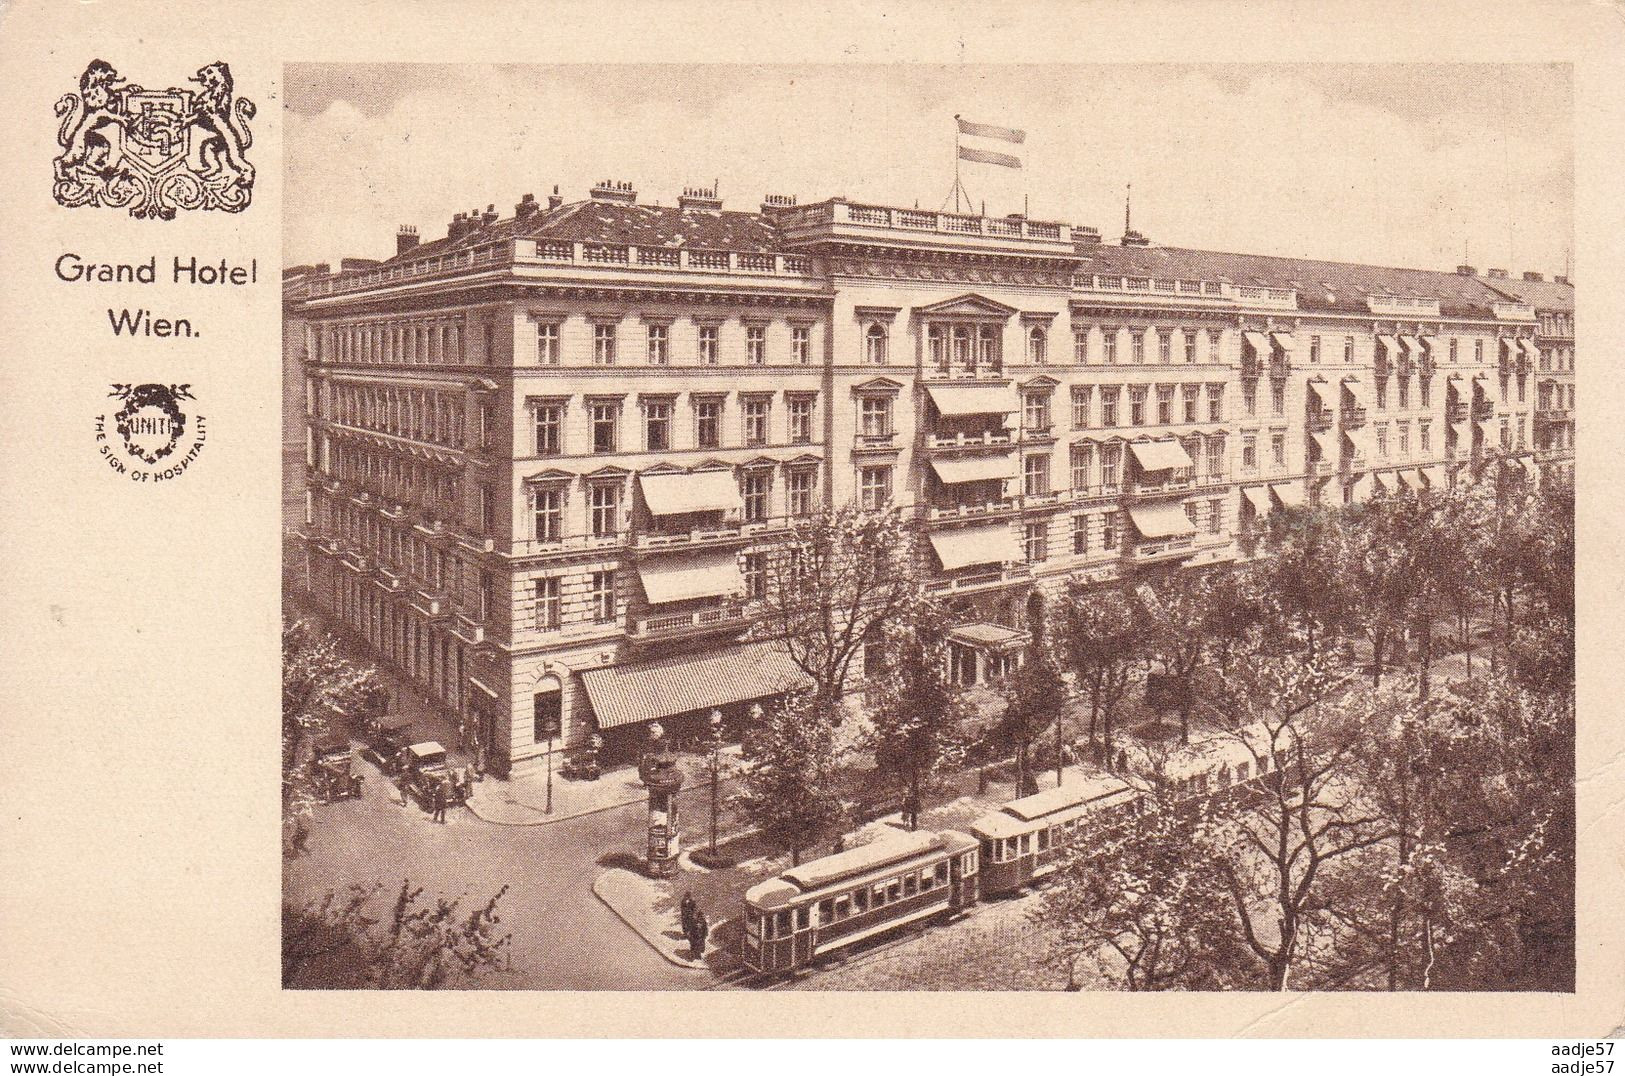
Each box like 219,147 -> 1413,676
371,720 -> 416,772
308,732 -> 364,801
401,740 -> 463,806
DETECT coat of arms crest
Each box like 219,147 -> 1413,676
53,60 -> 256,219
110,384 -> 195,464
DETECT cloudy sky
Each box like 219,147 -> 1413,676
284,63 -> 1572,278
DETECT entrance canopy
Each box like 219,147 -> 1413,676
1129,439 -> 1194,473
637,547 -> 745,605
639,470 -> 741,516
930,457 -> 1016,485
1128,502 -> 1196,539
581,640 -> 812,730
925,383 -> 1017,417
928,523 -> 1022,570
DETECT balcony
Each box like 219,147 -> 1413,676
339,549 -> 370,574
1125,476 -> 1194,500
1497,354 -> 1512,379
450,613 -> 486,646
926,429 -> 1014,452
1367,295 -> 1441,317
409,587 -> 449,618
1018,425 -> 1056,444
1240,354 -> 1261,380
1492,301 -> 1535,321
1446,401 -> 1468,423
1471,399 -> 1493,421
921,367 -> 1008,384
1418,356 -> 1436,379
1269,357 -> 1291,380
1534,407 -> 1573,426
771,198 -> 1084,254
1373,354 -> 1390,380
924,498 -> 1021,522
633,523 -> 745,552
855,431 -> 897,449
1397,356 -> 1415,379
1515,355 -> 1531,378
1306,408 -> 1334,433
374,566 -> 404,592
1308,459 -> 1335,477
627,601 -> 752,642
1129,536 -> 1198,563
1341,407 -> 1368,429
924,564 -> 1032,597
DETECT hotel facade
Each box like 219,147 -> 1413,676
283,182 -> 1574,775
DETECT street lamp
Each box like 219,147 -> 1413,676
708,709 -> 724,855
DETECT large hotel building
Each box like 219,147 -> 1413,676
282,181 -> 1575,775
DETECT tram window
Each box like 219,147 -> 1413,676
872,882 -> 888,905
796,907 -> 810,931
818,899 -> 834,923
903,873 -> 918,897
963,852 -> 978,874
1218,765 -> 1232,788
835,896 -> 852,919
762,915 -> 774,940
1003,837 -> 1016,860
746,910 -> 761,937
919,869 -> 934,892
935,863 -> 949,884
887,880 -> 902,902
1239,760 -> 1252,780
775,910 -> 792,936
1018,833 -> 1032,855
1037,827 -> 1051,852
981,839 -> 996,864
854,889 -> 870,913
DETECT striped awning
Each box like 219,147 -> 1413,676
925,383 -> 1017,416
1128,502 -> 1196,539
639,470 -> 741,516
929,522 -> 1023,570
1399,335 -> 1423,353
1377,334 -> 1401,353
581,641 -> 813,730
637,548 -> 745,605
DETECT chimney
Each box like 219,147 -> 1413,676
547,184 -> 563,210
447,212 -> 470,241
396,225 -> 420,256
480,203 -> 499,225
678,185 -> 723,212
1554,274 -> 1570,285
515,192 -> 539,218
1486,267 -> 1508,278
1121,230 -> 1150,247
589,179 -> 637,205
1074,225 -> 1102,246
1455,264 -> 1477,275
1522,271 -> 1544,282
760,193 -> 797,214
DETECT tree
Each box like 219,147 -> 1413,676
752,504 -> 925,711
738,689 -> 846,865
994,642 -> 1067,796
282,880 -> 513,989
282,617 -> 386,850
1137,571 -> 1222,744
1055,583 -> 1146,764
1255,504 -> 1356,658
865,598 -> 971,830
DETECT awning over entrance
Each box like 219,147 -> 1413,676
1128,502 -> 1197,539
930,457 -> 1016,485
1243,330 -> 1272,355
1270,331 -> 1296,352
1519,338 -> 1541,362
1421,465 -> 1447,487
1241,485 -> 1273,517
581,640 -> 813,730
925,383 -> 1017,417
1129,438 -> 1194,473
637,547 -> 745,605
947,622 -> 1031,652
639,470 -> 742,516
1341,376 -> 1371,408
928,522 -> 1022,570
1271,482 -> 1306,508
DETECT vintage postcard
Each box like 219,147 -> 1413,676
0,0 -> 1620,1041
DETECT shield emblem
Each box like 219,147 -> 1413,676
112,384 -> 190,464
119,89 -> 192,174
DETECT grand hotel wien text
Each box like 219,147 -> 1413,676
281,181 -> 1575,775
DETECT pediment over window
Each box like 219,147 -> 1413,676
1020,374 -> 1061,391
584,464 -> 631,479
914,293 -> 1019,320
851,376 -> 904,395
523,468 -> 577,484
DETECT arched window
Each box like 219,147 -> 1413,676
533,674 -> 563,745
865,323 -> 888,365
1028,326 -> 1047,365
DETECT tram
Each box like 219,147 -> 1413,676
741,828 -> 979,974
971,774 -> 1139,897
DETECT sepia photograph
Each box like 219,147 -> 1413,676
278,61 -> 1575,994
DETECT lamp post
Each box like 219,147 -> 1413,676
707,709 -> 724,855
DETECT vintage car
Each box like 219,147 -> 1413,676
401,740 -> 465,806
309,732 -> 363,801
370,720 -> 416,772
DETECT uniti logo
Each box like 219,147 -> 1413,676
95,383 -> 207,481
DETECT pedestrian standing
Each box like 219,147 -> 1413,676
679,892 -> 697,938
692,909 -> 709,958
433,778 -> 448,823
399,773 -> 411,807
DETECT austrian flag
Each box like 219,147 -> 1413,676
956,116 -> 1025,169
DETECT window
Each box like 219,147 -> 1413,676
1156,385 -> 1174,425
1024,454 -> 1050,496
1242,434 -> 1257,471
536,322 -> 560,365
746,325 -> 767,366
859,466 -> 891,510
1207,329 -> 1221,364
742,398 -> 770,446
589,483 -> 620,537
697,324 -> 719,365
788,397 -> 814,444
1183,386 -> 1199,423
590,571 -> 616,622
590,401 -> 618,453
788,469 -> 815,516
532,487 -> 562,542
694,398 -> 721,449
592,322 -> 617,365
861,397 -> 892,438
1420,378 -> 1431,408
1344,336 -> 1355,363
1450,338 -> 1459,364
742,472 -> 771,522
1270,380 -> 1285,415
1243,382 -> 1257,417
1103,330 -> 1119,365
1028,326 -> 1048,365
534,578 -> 560,630
640,400 -> 672,451
1207,384 -> 1223,422
1517,377 -> 1526,405
1072,513 -> 1089,555
1398,422 -> 1410,456
1271,432 -> 1286,469
1024,521 -> 1048,562
1158,331 -> 1172,364
479,483 -> 496,534
1129,387 -> 1146,426
1023,394 -> 1050,432
1100,444 -> 1122,491
865,323 -> 888,365
1131,330 -> 1146,364
1184,330 -> 1198,364
1102,510 -> 1119,550
1073,329 -> 1090,364
743,553 -> 767,599
1474,339 -> 1484,364
532,689 -> 561,743
1398,377 -> 1409,409
1206,435 -> 1224,478
534,403 -> 563,456
1420,421 -> 1431,454
792,325 -> 811,365
1309,335 -> 1321,364
1101,387 -> 1120,427
1070,443 -> 1093,490
1376,424 -> 1389,457
1375,380 -> 1387,411
979,326 -> 1001,372
1071,387 -> 1092,429
646,324 -> 669,365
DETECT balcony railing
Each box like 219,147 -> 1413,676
926,429 -> 1014,451
1471,399 -> 1494,421
1373,354 -> 1390,379
633,524 -> 744,551
1126,476 -> 1194,499
924,498 -> 1020,522
340,549 -> 370,573
1306,408 -> 1334,432
1341,407 -> 1368,429
921,366 -> 1007,383
450,613 -> 486,646
374,566 -> 404,592
1446,402 -> 1469,423
1019,425 -> 1055,443
1367,295 -> 1441,317
410,587 -> 448,618
1308,459 -> 1334,476
1130,536 -> 1197,562
856,431 -> 897,448
924,564 -> 1032,596
1492,301 -> 1535,321
1534,408 -> 1573,425
628,601 -> 751,641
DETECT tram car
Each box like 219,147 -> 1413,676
741,829 -> 979,974
971,774 -> 1139,897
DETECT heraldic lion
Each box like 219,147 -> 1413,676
189,61 -> 256,188
54,59 -> 128,181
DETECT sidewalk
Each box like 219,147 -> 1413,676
466,745 -> 744,826
592,868 -> 724,971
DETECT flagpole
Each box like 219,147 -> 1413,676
953,115 -> 962,213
